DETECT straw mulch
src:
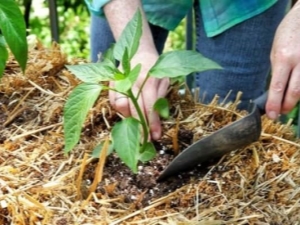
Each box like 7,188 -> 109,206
1,43 -> 300,225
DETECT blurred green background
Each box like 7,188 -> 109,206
20,0 -> 91,59
20,0 -> 186,61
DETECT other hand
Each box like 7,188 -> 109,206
267,2 -> 300,119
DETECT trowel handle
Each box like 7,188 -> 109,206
253,92 -> 268,115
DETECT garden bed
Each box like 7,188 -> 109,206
1,43 -> 300,224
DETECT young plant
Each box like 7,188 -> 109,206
63,10 -> 221,173
0,0 -> 28,77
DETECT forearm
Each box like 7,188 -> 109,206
103,0 -> 157,55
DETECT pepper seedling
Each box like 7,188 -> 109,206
63,9 -> 221,173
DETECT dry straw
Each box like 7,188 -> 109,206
0,43 -> 300,224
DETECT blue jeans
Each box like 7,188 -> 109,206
90,0 -> 288,110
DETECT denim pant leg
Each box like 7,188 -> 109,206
90,14 -> 169,62
194,0 -> 288,110
90,14 -> 114,62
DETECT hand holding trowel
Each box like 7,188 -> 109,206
157,92 -> 268,181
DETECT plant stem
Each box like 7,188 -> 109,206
136,74 -> 150,99
127,89 -> 149,152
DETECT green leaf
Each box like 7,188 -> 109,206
114,72 -> 125,80
122,47 -> 131,75
0,0 -> 28,72
113,10 -> 142,61
0,35 -> 8,78
139,142 -> 156,162
114,78 -> 132,93
92,141 -> 114,158
149,50 -> 222,78
153,98 -> 169,119
115,78 -> 132,94
286,106 -> 298,120
112,117 -> 141,173
114,64 -> 141,93
128,63 -> 141,84
66,60 -> 116,83
101,44 -> 115,64
63,83 -> 102,153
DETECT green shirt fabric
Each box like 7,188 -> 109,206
85,0 -> 278,37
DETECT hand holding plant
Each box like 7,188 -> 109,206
64,10 -> 221,173
110,51 -> 169,141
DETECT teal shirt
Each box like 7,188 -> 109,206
85,0 -> 278,37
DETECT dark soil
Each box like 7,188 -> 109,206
83,129 -> 219,208
79,94 -> 237,209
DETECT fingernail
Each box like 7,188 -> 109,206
268,111 -> 278,120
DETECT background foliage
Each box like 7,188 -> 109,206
20,0 -> 91,59
21,0 -> 186,61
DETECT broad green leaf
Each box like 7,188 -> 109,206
114,78 -> 132,93
122,47 -> 130,75
139,142 -> 156,162
149,50 -> 222,78
128,63 -> 141,83
63,83 -> 102,153
0,35 -> 8,78
66,60 -> 115,83
112,117 -> 141,173
114,64 -> 141,93
102,43 -> 115,64
0,0 -> 28,72
153,98 -> 169,119
113,10 -> 142,61
92,141 -> 114,158
114,72 -> 125,80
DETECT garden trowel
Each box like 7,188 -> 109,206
157,92 -> 267,181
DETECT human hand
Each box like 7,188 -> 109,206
267,2 -> 300,119
109,52 -> 170,140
